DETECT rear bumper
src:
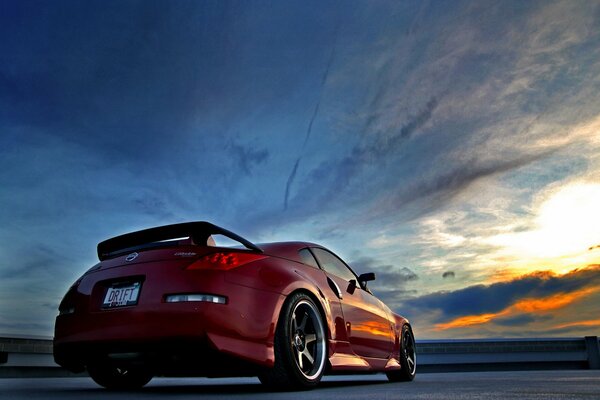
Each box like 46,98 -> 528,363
54,284 -> 286,373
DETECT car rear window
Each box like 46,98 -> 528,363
298,248 -> 319,269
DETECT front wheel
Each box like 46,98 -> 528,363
387,325 -> 416,382
259,292 -> 327,390
87,362 -> 153,390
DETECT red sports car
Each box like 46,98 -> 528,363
54,222 -> 416,390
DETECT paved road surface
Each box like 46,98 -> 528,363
1,370 -> 599,399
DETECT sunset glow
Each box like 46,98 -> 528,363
484,183 -> 600,266
435,284 -> 600,331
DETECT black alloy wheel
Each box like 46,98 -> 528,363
387,324 -> 416,382
259,292 -> 327,390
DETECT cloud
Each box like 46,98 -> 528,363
349,256 -> 419,304
406,266 -> 600,318
397,265 -> 600,337
494,314 -> 552,327
276,0 -> 596,232
368,149 -> 557,224
376,266 -> 419,284
228,141 -> 269,176
283,158 -> 301,210
302,24 -> 338,147
283,96 -> 440,220
434,286 -> 598,330
351,257 -> 418,283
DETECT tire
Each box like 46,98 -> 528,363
259,292 -> 327,390
87,362 -> 153,390
386,325 -> 416,382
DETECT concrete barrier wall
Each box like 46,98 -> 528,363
416,337 -> 599,372
1,335 -> 599,377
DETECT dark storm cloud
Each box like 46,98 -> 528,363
442,271 -> 455,279
401,266 -> 600,320
494,314 -> 553,327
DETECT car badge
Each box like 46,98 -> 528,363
125,252 -> 139,262
174,252 -> 197,257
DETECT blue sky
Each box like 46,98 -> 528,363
1,0 -> 599,338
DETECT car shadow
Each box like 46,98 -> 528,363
58,376 -> 389,395
148,378 -> 388,394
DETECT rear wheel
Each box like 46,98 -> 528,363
259,292 -> 327,390
87,362 -> 153,390
387,325 -> 416,382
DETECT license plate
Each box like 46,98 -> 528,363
102,282 -> 141,308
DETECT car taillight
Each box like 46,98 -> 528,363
58,282 -> 80,315
186,252 -> 267,271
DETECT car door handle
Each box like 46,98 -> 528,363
327,276 -> 343,300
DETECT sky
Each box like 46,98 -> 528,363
1,0 -> 599,339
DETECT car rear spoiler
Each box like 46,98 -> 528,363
97,221 -> 262,260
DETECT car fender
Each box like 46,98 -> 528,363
391,313 -> 411,360
274,266 -> 339,343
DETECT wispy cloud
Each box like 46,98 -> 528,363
284,20 -> 340,209
228,141 -> 269,176
283,157 -> 301,210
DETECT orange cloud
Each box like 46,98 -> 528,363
513,286 -> 597,313
552,319 -> 600,330
435,286 -> 600,331
435,312 -> 506,330
487,269 -> 557,284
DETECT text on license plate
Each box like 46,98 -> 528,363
103,282 -> 141,308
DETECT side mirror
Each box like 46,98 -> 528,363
358,272 -> 376,283
358,272 -> 376,290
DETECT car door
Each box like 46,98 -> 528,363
310,247 -> 393,359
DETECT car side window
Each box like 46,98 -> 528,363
298,248 -> 319,269
311,248 -> 357,282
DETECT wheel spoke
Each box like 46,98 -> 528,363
291,312 -> 297,331
304,333 -> 316,344
303,348 -> 314,365
298,312 -> 308,331
286,298 -> 327,381
407,356 -> 415,369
